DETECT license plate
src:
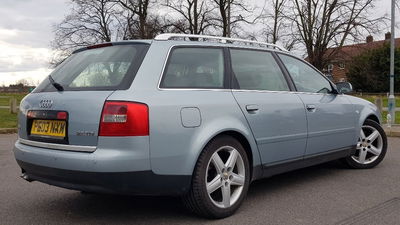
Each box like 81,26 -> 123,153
31,120 -> 66,138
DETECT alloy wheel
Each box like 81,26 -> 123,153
205,146 -> 246,208
352,125 -> 383,164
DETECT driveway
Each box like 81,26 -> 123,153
1,134 -> 399,225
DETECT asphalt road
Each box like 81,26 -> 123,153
1,134 -> 400,225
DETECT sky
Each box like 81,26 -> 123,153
0,0 -> 398,86
0,0 -> 69,86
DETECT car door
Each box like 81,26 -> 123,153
230,48 -> 308,165
277,53 -> 357,156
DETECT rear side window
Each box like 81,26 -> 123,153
230,49 -> 289,91
160,47 -> 225,89
35,44 -> 148,92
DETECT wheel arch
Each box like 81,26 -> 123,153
214,130 -> 260,181
366,114 -> 380,124
354,110 -> 382,145
193,128 -> 263,182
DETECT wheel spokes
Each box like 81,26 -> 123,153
367,130 -> 380,143
206,146 -> 246,209
207,174 -> 222,194
358,149 -> 368,163
230,173 -> 245,186
222,183 -> 231,207
360,129 -> 366,139
368,145 -> 381,156
353,125 -> 383,165
211,153 -> 225,174
225,149 -> 238,169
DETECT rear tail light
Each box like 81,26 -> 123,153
27,111 -> 35,118
99,101 -> 149,136
27,110 -> 68,119
57,112 -> 68,120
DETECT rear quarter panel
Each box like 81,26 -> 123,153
108,41 -> 261,177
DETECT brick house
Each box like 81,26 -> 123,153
321,32 -> 400,82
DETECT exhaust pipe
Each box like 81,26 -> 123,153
20,173 -> 34,182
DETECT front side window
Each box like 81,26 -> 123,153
161,47 -> 225,88
230,49 -> 289,91
278,54 -> 332,93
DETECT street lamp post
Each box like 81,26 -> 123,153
388,0 -> 396,125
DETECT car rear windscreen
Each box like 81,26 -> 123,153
34,44 -> 149,92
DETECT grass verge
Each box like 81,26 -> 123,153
0,109 -> 17,128
0,93 -> 27,106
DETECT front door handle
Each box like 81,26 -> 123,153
246,104 -> 259,112
306,104 -> 316,112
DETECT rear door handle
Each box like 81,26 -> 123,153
246,104 -> 259,112
306,104 -> 316,112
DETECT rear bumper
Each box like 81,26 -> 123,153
17,160 -> 191,196
14,137 -> 191,196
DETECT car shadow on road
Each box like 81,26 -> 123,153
39,161 -> 350,224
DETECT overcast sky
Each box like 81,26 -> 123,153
0,0 -> 398,86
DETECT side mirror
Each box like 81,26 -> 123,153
335,82 -> 353,94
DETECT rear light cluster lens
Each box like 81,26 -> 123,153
57,112 -> 68,120
27,110 -> 68,120
27,111 -> 35,118
99,101 -> 149,136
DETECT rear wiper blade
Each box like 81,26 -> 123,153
48,75 -> 64,91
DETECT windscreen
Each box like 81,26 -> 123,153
34,44 -> 149,92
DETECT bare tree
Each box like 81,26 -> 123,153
51,0 -> 121,65
117,0 -> 150,38
116,0 -> 164,39
211,0 -> 255,37
52,0 -> 120,49
164,0 -> 215,34
16,79 -> 31,87
258,0 -> 297,50
289,0 -> 385,70
260,0 -> 287,44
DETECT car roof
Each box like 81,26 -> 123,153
73,34 -> 290,55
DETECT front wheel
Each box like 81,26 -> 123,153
343,119 -> 387,169
183,135 -> 250,219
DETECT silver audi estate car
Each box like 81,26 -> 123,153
14,34 -> 387,218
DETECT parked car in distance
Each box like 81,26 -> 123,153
14,34 -> 387,218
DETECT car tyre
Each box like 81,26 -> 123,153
343,119 -> 387,169
183,135 -> 250,219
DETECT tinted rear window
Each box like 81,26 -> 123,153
160,47 -> 225,89
35,44 -> 148,92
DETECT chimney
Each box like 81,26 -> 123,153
385,32 -> 391,40
366,35 -> 373,43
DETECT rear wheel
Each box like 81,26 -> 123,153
183,135 -> 250,219
343,119 -> 387,169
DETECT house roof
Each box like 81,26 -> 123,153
326,37 -> 400,62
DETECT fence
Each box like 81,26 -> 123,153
0,96 -> 18,113
352,93 -> 398,123
0,93 -> 397,122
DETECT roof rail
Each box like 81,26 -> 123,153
154,33 -> 288,52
